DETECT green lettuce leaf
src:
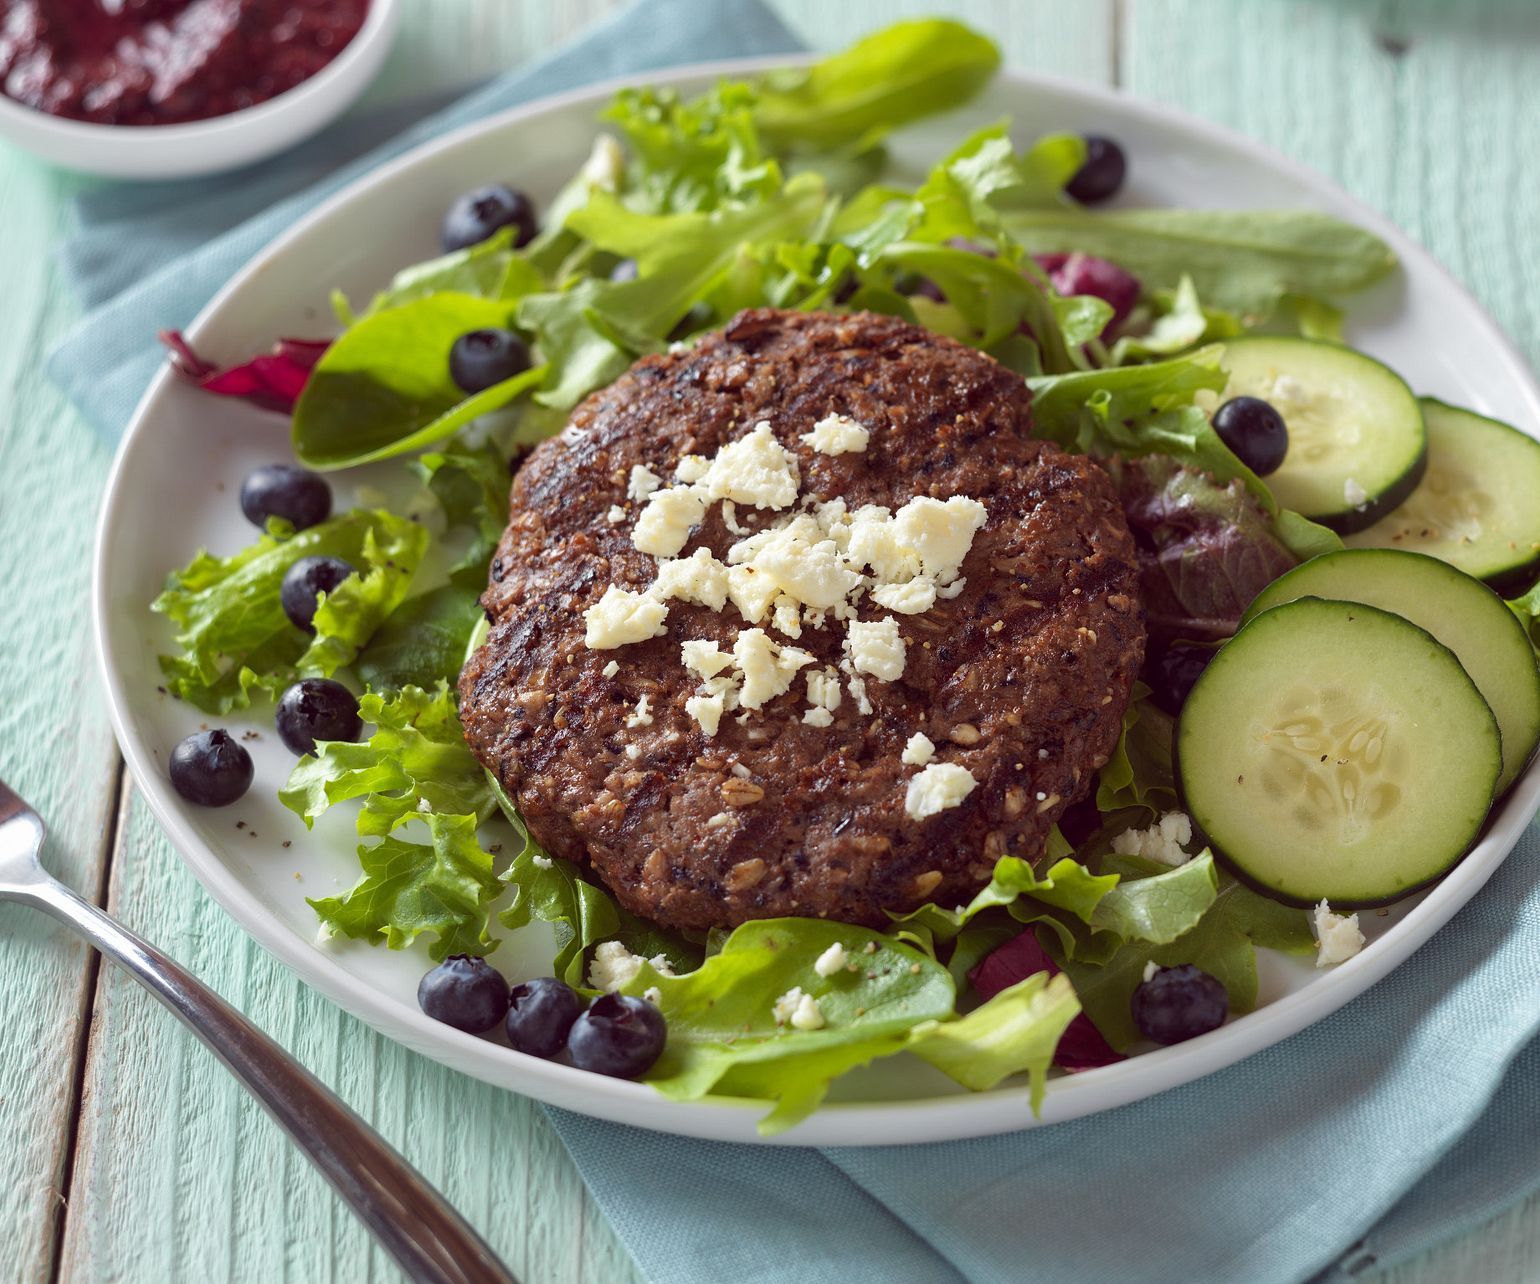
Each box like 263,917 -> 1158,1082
620,920 -> 955,1135
753,19 -> 1001,154
1096,694 -> 1181,816
153,509 -> 428,713
280,683 -> 494,836
1002,207 -> 1397,320
354,585 -> 485,694
292,292 -> 547,468
309,812 -> 500,960
344,228 -> 546,319
909,971 -> 1081,1107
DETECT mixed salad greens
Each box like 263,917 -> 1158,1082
151,20 -> 1540,1134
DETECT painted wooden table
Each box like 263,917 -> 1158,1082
2,1 -> 1538,1280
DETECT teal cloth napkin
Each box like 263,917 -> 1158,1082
47,3 -> 1540,1281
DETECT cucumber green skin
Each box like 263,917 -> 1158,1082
1240,547 -> 1540,791
1419,399 -> 1540,595
1176,598 -> 1501,909
1219,336 -> 1428,535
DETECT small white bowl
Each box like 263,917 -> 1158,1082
0,0 -> 400,180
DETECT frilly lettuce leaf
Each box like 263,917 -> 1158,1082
309,812 -> 500,961
280,683 -> 494,835
153,509 -> 428,714
1095,694 -> 1181,817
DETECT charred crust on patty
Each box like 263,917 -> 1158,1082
459,309 -> 1145,931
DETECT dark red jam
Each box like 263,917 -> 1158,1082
0,0 -> 369,126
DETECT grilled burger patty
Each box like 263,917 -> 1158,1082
460,309 -> 1145,931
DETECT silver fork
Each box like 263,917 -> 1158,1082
0,777 -> 517,1284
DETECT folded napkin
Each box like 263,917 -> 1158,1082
48,2 -> 1540,1281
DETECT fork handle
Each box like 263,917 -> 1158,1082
22,876 -> 517,1284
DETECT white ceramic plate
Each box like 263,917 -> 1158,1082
94,58 -> 1540,1146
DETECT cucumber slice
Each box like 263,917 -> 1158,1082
1244,549 -> 1540,792
1178,598 -> 1501,906
1345,399 -> 1540,593
1216,337 -> 1425,534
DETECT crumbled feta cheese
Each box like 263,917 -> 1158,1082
892,495 -> 988,583
680,639 -> 736,680
606,505 -> 626,523
601,660 -> 619,678
814,942 -> 848,977
624,744 -> 641,760
589,940 -> 676,993
532,853 -> 554,870
584,586 -> 668,649
626,694 -> 654,728
871,578 -> 938,615
843,666 -> 872,715
686,692 -> 725,736
1344,477 -> 1369,508
651,547 -> 730,610
1111,811 -> 1194,866
728,514 -> 862,610
804,666 -> 842,726
632,485 -> 708,558
845,617 -> 907,682
773,986 -> 826,1030
1143,960 -> 1160,983
724,563 -> 779,624
901,733 -> 936,767
643,986 -> 662,1006
580,133 -> 625,192
904,762 -> 978,820
771,593 -> 802,639
627,464 -> 662,502
733,628 -> 815,709
721,499 -> 748,535
675,454 -> 710,483
1313,900 -> 1366,967
701,422 -> 800,510
801,413 -> 870,456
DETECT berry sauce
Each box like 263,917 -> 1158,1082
0,0 -> 368,126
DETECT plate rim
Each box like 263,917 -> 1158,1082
92,53 -> 1540,1147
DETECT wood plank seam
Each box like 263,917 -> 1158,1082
45,757 -> 127,1284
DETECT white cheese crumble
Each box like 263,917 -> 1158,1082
625,694 -> 653,728
845,617 -> 907,682
1143,960 -> 1160,983
675,454 -> 710,483
771,593 -> 802,639
685,692 -> 725,736
580,133 -> 625,192
801,413 -> 870,456
814,942 -> 848,977
588,940 -> 676,993
601,660 -> 619,678
642,986 -> 662,1006
1313,900 -> 1366,967
651,547 -> 730,611
627,464 -> 662,503
871,578 -> 938,615
584,586 -> 668,649
804,666 -> 842,727
681,639 -> 736,680
701,421 -> 800,510
904,762 -> 978,820
901,733 -> 936,767
772,986 -> 826,1030
1111,812 -> 1194,866
632,485 -> 708,558
606,505 -> 626,523
532,853 -> 554,870
1344,477 -> 1369,508
734,628 -> 815,709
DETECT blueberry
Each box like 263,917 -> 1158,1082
440,184 -> 537,252
275,678 -> 361,756
1213,396 -> 1290,476
448,328 -> 533,394
1066,135 -> 1127,204
239,464 -> 331,532
609,257 -> 639,283
279,555 -> 354,634
1131,964 -> 1229,1045
566,993 -> 667,1078
417,955 -> 510,1033
169,729 -> 253,807
1146,644 -> 1215,716
504,976 -> 584,1058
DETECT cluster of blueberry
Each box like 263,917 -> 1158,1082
418,956 -> 667,1080
168,464 -> 362,808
